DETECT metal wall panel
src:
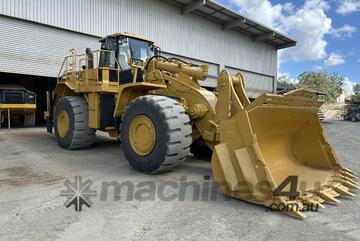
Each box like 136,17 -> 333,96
0,0 -> 277,78
0,15 -> 99,77
225,66 -> 274,98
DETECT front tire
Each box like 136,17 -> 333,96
54,96 -> 96,150
121,95 -> 192,174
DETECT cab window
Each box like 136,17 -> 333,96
118,39 -> 131,71
128,38 -> 151,61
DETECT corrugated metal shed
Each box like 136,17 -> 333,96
0,0 -> 295,49
0,0 -> 281,75
0,0 -> 295,97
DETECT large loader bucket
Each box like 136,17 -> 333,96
211,71 -> 359,218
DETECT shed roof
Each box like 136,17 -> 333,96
164,0 -> 296,49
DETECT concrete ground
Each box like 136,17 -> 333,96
0,120 -> 359,241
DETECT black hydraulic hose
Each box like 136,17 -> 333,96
167,57 -> 200,67
145,56 -> 200,70
168,57 -> 188,64
144,55 -> 169,70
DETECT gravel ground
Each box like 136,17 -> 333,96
0,120 -> 359,241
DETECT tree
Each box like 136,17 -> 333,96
297,72 -> 343,102
277,76 -> 297,90
350,83 -> 360,102
353,83 -> 360,96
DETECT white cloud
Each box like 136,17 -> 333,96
336,0 -> 360,15
343,77 -> 356,96
279,1 -> 332,62
229,0 -> 283,27
282,3 -> 295,14
278,72 -> 298,83
231,0 -> 333,62
278,72 -> 290,80
330,24 -> 357,39
324,52 -> 346,66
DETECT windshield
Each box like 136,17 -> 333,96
128,38 -> 151,61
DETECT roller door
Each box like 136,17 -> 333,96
0,15 -> 99,78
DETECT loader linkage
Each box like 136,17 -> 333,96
46,32 -> 358,218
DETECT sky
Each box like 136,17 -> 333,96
217,0 -> 360,95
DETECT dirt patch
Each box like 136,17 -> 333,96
0,166 -> 64,187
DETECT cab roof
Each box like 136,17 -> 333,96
100,32 -> 154,43
0,85 -> 36,95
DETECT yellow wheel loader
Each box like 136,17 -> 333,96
45,33 -> 358,218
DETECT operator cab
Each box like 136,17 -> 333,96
99,33 -> 156,84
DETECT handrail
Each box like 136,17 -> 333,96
57,54 -> 72,82
57,49 -> 121,83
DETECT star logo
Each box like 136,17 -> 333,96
60,176 -> 97,211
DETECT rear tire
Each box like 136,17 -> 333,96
121,95 -> 192,174
54,96 -> 96,150
23,111 -> 36,127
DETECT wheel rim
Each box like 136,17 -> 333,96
57,110 -> 70,138
129,115 -> 156,156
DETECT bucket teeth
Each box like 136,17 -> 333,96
339,180 -> 360,190
288,210 -> 307,219
313,189 -> 341,204
327,184 -> 355,197
339,170 -> 358,180
316,203 -> 325,209
347,181 -> 360,190
309,195 -> 325,204
321,193 -> 341,204
341,167 -> 358,177
299,198 -> 325,209
281,200 -> 307,219
299,193 -> 326,209
333,174 -> 359,188
338,189 -> 355,197
340,175 -> 358,185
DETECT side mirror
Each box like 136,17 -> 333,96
151,45 -> 161,56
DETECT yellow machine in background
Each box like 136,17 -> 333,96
45,33 -> 358,218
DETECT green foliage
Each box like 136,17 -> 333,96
297,72 -> 343,102
353,83 -> 360,96
350,83 -> 360,102
277,76 -> 297,90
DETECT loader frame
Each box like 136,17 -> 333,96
46,32 -> 359,219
